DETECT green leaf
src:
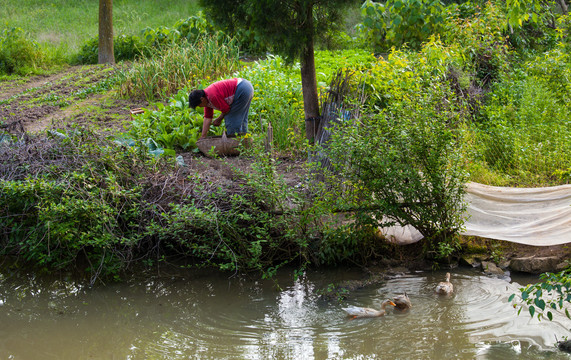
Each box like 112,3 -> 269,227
363,17 -> 374,28
508,294 -> 515,302
529,306 -> 535,318
366,5 -> 376,16
535,298 -> 545,311
547,311 -> 553,321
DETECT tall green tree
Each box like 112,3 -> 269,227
199,0 -> 358,142
98,0 -> 114,64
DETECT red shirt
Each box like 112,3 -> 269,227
203,78 -> 238,119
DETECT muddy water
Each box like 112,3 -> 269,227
1,267 -> 570,360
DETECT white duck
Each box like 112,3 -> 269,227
435,272 -> 454,295
342,299 -> 396,319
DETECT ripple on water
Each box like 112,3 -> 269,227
326,269 -> 571,358
3,268 -> 571,359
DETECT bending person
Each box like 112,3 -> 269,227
188,78 -> 254,139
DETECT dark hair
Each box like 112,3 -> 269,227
188,89 -> 206,109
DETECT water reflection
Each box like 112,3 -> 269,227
0,267 -> 570,359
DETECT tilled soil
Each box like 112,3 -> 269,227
0,65 -> 148,133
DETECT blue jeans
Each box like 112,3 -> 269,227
225,79 -> 253,135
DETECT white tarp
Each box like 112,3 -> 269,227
382,182 -> 571,246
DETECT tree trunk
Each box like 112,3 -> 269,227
301,44 -> 320,143
98,0 -> 115,64
556,0 -> 568,15
300,40 -> 320,143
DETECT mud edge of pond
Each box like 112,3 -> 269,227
369,236 -> 569,275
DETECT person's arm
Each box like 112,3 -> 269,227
201,117 -> 213,139
212,111 -> 229,126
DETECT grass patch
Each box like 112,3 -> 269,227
0,0 -> 201,52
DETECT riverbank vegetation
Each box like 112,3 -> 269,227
1,0 -> 570,283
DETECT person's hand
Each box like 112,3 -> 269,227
212,117 -> 223,126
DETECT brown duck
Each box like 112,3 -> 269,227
393,292 -> 412,311
435,272 -> 454,295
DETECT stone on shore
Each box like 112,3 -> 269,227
509,256 -> 567,274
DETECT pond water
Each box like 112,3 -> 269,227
1,266 -> 570,360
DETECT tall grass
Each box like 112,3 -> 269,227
117,35 -> 240,101
0,0 -> 201,52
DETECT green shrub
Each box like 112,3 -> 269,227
0,129 -> 324,280
73,13 -> 216,65
320,70 -> 468,257
140,26 -> 180,48
114,34 -> 147,61
174,12 -> 216,43
142,151 -> 316,276
0,27 -> 47,75
73,37 -> 99,64
316,29 -> 361,51
73,34 -> 146,65
234,55 -> 305,152
0,129 -> 153,280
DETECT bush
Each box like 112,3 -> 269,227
441,1 -> 510,87
234,55 -> 305,152
148,151 -> 314,275
318,70 -> 468,258
0,28 -> 48,75
0,129 -> 154,280
73,34 -> 146,65
0,128 -> 327,280
73,13 -> 218,65
174,12 -> 216,43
